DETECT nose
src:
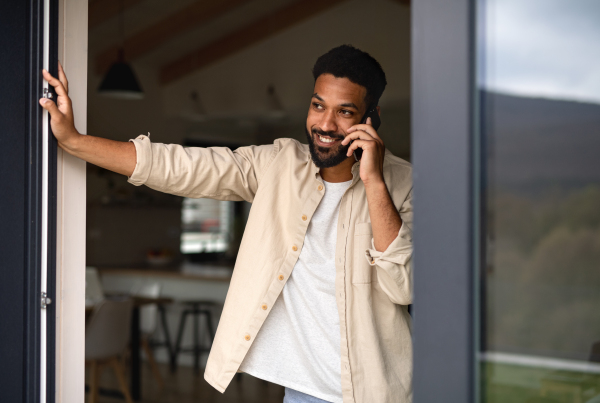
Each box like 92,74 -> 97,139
318,110 -> 338,134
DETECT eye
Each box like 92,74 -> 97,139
340,109 -> 354,116
312,102 -> 324,110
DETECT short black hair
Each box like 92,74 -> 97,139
312,45 -> 387,108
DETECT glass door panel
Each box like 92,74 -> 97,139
478,1 -> 600,402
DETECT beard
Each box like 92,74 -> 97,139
305,126 -> 351,168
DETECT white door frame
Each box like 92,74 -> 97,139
54,0 -> 87,401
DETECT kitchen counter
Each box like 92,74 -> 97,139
98,265 -> 232,303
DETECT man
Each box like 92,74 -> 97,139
40,45 -> 413,403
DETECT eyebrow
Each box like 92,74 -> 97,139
339,102 -> 359,109
312,93 -> 359,110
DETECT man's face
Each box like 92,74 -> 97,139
306,74 -> 367,168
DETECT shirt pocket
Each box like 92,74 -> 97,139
353,222 -> 375,284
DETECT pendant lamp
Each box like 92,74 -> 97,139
97,1 -> 144,99
98,49 -> 144,99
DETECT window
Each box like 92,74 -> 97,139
478,0 -> 600,401
180,198 -> 233,254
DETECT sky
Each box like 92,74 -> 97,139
481,0 -> 600,104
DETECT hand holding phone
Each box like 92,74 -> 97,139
353,105 -> 381,161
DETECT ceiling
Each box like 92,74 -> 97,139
88,0 -> 409,85
86,0 -> 411,155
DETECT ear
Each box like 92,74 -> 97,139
376,106 -> 381,116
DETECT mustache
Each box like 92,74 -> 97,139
311,127 -> 345,140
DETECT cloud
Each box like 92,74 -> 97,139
481,0 -> 600,104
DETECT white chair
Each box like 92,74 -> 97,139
85,267 -> 105,308
85,298 -> 134,403
135,282 -> 161,336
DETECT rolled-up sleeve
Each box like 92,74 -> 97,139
365,189 -> 413,305
128,134 -> 154,186
127,134 -> 277,202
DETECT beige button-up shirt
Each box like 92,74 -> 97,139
128,135 -> 414,403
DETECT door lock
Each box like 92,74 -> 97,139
41,292 -> 52,309
43,87 -> 53,99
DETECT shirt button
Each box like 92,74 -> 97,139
278,274 -> 284,281
261,304 -> 267,310
318,185 -> 323,191
301,214 -> 307,221
244,334 -> 251,341
292,245 -> 298,251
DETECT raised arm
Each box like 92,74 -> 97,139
39,64 -> 136,176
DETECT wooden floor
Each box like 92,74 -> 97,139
85,362 -> 285,403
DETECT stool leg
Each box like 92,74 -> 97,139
172,310 -> 190,373
158,305 -> 174,365
193,307 -> 200,374
205,309 -> 215,346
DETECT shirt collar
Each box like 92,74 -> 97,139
308,155 -> 362,187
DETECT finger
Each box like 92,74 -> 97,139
39,98 -> 62,118
341,130 -> 375,145
58,62 -> 69,94
347,123 -> 378,138
42,69 -> 68,98
346,139 -> 372,156
365,117 -> 383,141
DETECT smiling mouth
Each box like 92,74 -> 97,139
315,133 -> 343,146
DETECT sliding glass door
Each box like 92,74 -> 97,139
413,1 -> 600,402
478,1 -> 600,402
0,0 -> 58,401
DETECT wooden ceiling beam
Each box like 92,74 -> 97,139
89,0 -> 144,30
95,0 -> 253,74
159,0 -> 347,85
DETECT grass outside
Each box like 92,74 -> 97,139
482,362 -> 600,403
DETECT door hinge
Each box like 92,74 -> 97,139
41,292 -> 52,309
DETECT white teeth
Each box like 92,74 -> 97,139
319,135 -> 335,143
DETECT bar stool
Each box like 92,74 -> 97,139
171,300 -> 217,374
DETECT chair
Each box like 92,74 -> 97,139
85,267 -> 105,308
132,282 -> 173,388
85,298 -> 134,403
171,300 -> 217,374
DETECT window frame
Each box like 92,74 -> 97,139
32,0 -> 485,400
54,0 -> 88,401
411,0 -> 479,402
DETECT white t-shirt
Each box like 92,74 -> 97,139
239,179 -> 352,403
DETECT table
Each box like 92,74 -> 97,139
94,268 -> 231,399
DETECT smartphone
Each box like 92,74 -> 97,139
353,105 -> 381,161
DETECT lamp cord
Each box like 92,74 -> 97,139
118,0 -> 125,61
